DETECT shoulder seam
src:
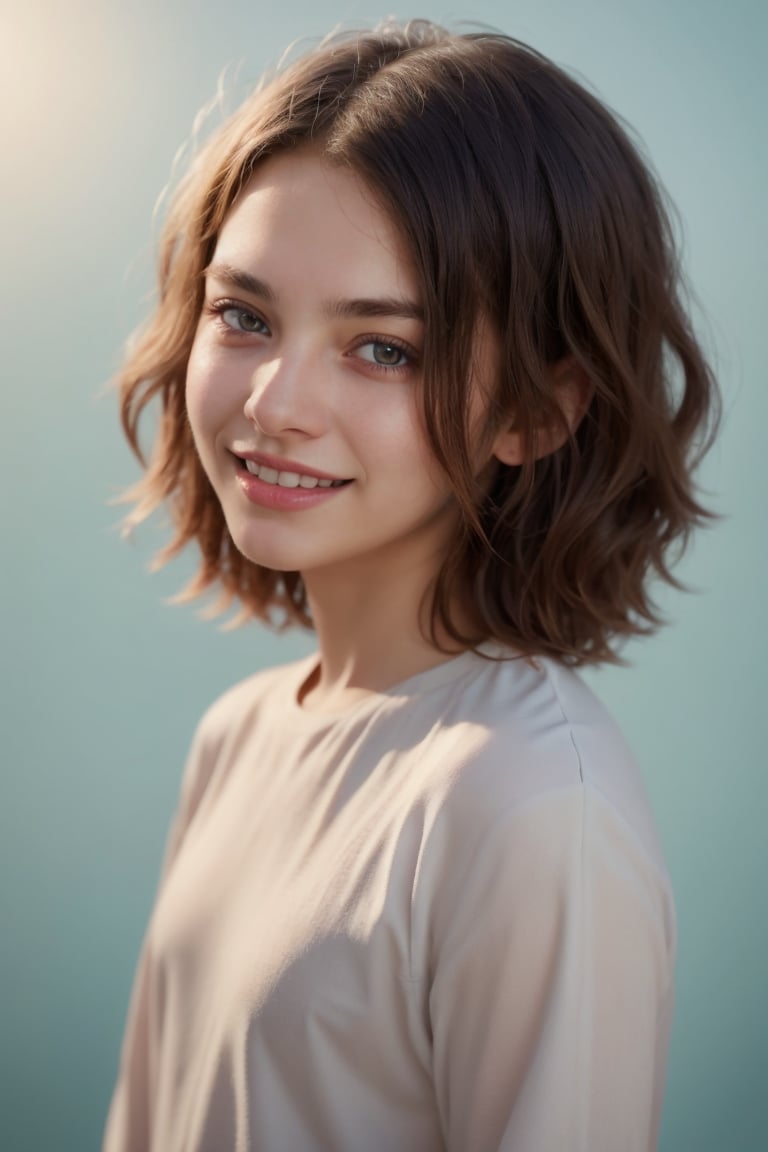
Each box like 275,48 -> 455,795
540,660 -> 585,784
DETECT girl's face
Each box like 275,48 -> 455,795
186,149 -> 494,586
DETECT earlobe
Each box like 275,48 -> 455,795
491,356 -> 593,466
491,423 -> 526,468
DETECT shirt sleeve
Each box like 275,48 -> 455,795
425,783 -> 677,1152
102,714 -> 222,1152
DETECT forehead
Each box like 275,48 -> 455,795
213,149 -> 419,302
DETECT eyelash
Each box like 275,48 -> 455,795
348,335 -> 418,374
205,299 -> 419,376
206,300 -> 269,336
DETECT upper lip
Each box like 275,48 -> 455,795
230,448 -> 348,482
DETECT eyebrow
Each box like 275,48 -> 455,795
204,261 -> 424,323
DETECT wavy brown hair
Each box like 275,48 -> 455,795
119,19 -> 720,665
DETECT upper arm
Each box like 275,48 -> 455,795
426,785 -> 676,1152
103,702 -> 230,1151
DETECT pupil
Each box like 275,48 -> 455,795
374,343 -> 400,365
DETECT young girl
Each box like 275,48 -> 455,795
105,19 -> 719,1152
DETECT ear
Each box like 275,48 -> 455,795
491,356 -> 593,466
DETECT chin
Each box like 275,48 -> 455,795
225,523 -> 309,574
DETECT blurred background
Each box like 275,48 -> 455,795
1,0 -> 765,1148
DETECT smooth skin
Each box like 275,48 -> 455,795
186,149 -> 587,711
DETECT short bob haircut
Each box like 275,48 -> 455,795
120,19 -> 720,666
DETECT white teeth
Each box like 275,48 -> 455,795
242,460 -> 341,490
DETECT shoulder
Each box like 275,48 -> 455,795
191,653 -> 314,750
415,654 -> 676,966
178,654 -> 315,815
424,648 -> 668,882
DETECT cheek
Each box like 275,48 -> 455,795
356,383 -> 430,456
184,341 -> 228,444
184,358 -> 207,435
364,391 -> 450,500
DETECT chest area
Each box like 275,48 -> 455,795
148,713 -> 472,1028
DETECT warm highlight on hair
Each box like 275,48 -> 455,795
119,19 -> 720,665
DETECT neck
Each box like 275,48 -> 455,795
300,547 -> 465,712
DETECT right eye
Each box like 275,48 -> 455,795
211,302 -> 270,335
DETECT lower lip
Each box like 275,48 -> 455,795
236,467 -> 350,510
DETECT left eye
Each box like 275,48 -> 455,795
355,341 -> 410,368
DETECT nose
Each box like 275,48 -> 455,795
243,347 -> 327,440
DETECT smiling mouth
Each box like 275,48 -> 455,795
238,459 -> 350,490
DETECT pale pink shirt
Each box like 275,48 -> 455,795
104,645 -> 676,1151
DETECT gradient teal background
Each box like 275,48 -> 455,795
1,0 -> 765,1148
